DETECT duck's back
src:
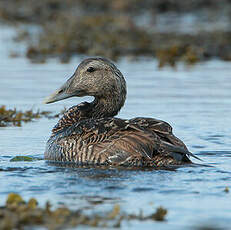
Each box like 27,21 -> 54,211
45,105 -> 192,167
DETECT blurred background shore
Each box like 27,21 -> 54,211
0,0 -> 231,66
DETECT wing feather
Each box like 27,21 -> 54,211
47,116 -> 198,166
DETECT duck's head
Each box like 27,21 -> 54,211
44,57 -> 126,104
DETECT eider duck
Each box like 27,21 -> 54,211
44,57 -> 198,167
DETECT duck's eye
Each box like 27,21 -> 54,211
87,67 -> 95,73
58,89 -> 64,94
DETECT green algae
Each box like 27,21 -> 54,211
0,193 -> 168,229
10,156 -> 42,162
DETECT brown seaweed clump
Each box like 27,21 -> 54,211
224,187 -> 229,193
0,105 -> 51,127
25,14 -> 153,62
0,106 -> 67,127
156,45 -> 200,68
0,193 -> 167,230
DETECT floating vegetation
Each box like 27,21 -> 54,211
156,45 -> 200,68
0,105 -> 49,127
0,193 -> 167,229
10,156 -> 42,162
0,106 -> 66,127
149,206 -> 168,221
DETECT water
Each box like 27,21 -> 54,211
0,26 -> 231,229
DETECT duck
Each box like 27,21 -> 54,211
44,57 -> 198,167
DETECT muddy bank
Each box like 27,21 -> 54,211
0,0 -> 231,66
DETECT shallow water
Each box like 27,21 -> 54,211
0,26 -> 231,229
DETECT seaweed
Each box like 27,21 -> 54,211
0,106 -> 66,127
0,193 -> 168,229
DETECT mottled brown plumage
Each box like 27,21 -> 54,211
44,57 -> 197,167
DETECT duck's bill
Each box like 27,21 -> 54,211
43,89 -> 72,104
43,73 -> 76,104
43,72 -> 87,104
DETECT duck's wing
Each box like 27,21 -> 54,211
129,117 -> 187,148
48,117 -> 196,166
50,117 -> 155,165
129,117 -> 200,161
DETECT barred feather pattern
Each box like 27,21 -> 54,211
45,104 -> 192,167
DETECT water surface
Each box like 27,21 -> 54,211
0,26 -> 231,229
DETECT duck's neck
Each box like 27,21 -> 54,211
91,94 -> 125,118
52,92 -> 125,134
